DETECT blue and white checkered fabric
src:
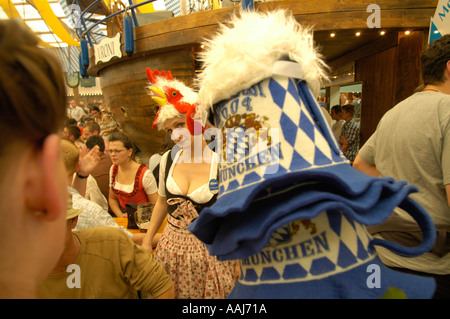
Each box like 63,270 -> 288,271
44,46 -> 81,73
240,210 -> 376,284
227,209 -> 435,299
189,74 -> 436,262
188,73 -> 436,298
213,76 -> 347,200
164,0 -> 181,16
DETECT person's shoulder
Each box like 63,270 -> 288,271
434,93 -> 450,115
350,119 -> 359,128
160,148 -> 176,165
398,92 -> 450,116
405,91 -> 450,104
75,226 -> 129,243
162,149 -> 172,158
99,152 -> 113,163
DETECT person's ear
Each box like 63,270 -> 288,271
26,134 -> 67,222
42,134 -> 67,221
445,61 -> 450,80
68,216 -> 78,230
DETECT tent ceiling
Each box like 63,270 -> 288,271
0,0 -> 108,47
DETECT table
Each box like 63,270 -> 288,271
113,217 -> 141,234
113,217 -> 167,234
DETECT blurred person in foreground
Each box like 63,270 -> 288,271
354,34 -> 450,298
0,19 -> 68,298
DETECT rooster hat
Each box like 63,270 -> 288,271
146,68 -> 202,134
188,9 -> 436,299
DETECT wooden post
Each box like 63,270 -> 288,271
73,85 -> 80,105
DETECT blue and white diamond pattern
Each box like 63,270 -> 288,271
217,75 -> 347,198
239,211 -> 377,284
164,0 -> 181,16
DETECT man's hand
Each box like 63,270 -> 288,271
78,144 -> 100,176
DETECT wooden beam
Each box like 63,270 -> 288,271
133,6 -> 435,48
327,31 -> 400,70
134,0 -> 437,38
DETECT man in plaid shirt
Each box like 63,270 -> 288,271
339,104 -> 360,163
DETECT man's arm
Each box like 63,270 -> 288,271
153,284 -> 175,299
353,155 -> 380,177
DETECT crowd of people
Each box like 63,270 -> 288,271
0,8 -> 449,300
318,98 -> 361,164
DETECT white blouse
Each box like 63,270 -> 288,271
158,149 -> 218,204
109,165 -> 158,195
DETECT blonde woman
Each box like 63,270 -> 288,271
142,69 -> 238,299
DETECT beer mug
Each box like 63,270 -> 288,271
135,202 -> 154,232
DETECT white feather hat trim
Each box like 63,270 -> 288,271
145,73 -> 198,131
196,9 -> 329,110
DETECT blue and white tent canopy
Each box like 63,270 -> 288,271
45,45 -> 81,74
59,0 -> 106,45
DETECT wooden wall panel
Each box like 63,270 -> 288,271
88,1 -> 436,159
100,47 -> 196,157
355,31 -> 427,147
394,31 -> 427,105
356,46 -> 398,146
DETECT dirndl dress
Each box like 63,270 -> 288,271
153,149 -> 237,299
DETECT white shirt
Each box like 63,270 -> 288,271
109,165 -> 158,195
69,187 -> 133,238
70,105 -> 86,122
72,173 -> 108,211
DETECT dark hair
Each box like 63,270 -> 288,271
109,131 -> 134,151
83,121 -> 101,134
0,19 -> 66,148
331,105 -> 342,113
66,125 -> 81,140
86,135 -> 105,153
342,104 -> 355,117
92,106 -> 101,113
65,118 -> 77,126
421,34 -> 450,85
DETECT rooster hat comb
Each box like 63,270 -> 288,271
188,9 -> 436,299
146,68 -> 201,134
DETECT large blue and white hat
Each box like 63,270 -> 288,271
189,9 -> 436,298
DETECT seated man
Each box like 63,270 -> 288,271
85,135 -> 113,207
37,193 -> 174,299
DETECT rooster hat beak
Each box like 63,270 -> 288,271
149,86 -> 167,106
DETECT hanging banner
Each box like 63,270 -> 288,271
94,33 -> 122,64
65,72 -> 80,88
429,0 -> 450,43
81,77 -> 96,87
